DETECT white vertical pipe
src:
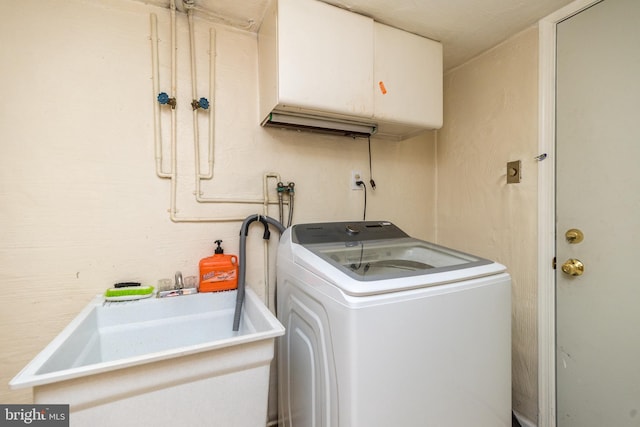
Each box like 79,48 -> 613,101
168,5 -> 249,227
184,17 -> 289,208
150,14 -> 171,179
188,25 -> 214,186
202,28 -> 216,180
263,173 -> 277,307
187,9 -> 203,196
187,9 -> 197,101
169,0 -> 179,219
189,15 -> 266,205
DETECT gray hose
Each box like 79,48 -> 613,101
287,185 -> 295,228
232,214 -> 286,331
277,182 -> 285,225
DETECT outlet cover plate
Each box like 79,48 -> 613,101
351,171 -> 363,190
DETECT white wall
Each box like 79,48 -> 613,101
437,27 -> 539,421
1,1 -> 543,420
0,0 -> 436,404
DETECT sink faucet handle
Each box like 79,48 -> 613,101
175,271 -> 184,290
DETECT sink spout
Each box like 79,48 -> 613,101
175,271 -> 184,290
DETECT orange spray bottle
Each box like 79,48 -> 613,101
199,240 -> 238,293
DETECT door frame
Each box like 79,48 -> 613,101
537,1 -> 603,426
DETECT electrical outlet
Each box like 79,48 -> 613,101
351,171 -> 363,190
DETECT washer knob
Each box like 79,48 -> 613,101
346,225 -> 360,235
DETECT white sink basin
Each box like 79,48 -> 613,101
12,288 -> 282,388
10,288 -> 284,427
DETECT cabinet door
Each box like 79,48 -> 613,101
374,23 -> 443,134
277,0 -> 374,119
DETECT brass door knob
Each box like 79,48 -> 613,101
561,258 -> 584,276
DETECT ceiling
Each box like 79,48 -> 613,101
139,0 -> 574,70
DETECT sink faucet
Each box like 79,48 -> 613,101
175,271 -> 184,290
157,271 -> 197,298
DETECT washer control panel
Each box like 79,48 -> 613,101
292,221 -> 408,245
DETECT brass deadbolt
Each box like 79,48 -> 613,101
565,229 -> 584,244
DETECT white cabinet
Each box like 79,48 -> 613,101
258,0 -> 443,140
373,23 -> 443,139
259,0 -> 374,122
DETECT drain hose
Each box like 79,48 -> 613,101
233,214 -> 286,331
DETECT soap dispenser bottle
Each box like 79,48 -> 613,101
199,240 -> 238,293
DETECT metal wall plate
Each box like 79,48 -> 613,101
507,160 -> 521,184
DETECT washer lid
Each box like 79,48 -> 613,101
291,221 -> 497,285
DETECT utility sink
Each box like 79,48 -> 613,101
10,288 -> 284,427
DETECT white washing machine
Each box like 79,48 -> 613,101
276,221 -> 511,427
